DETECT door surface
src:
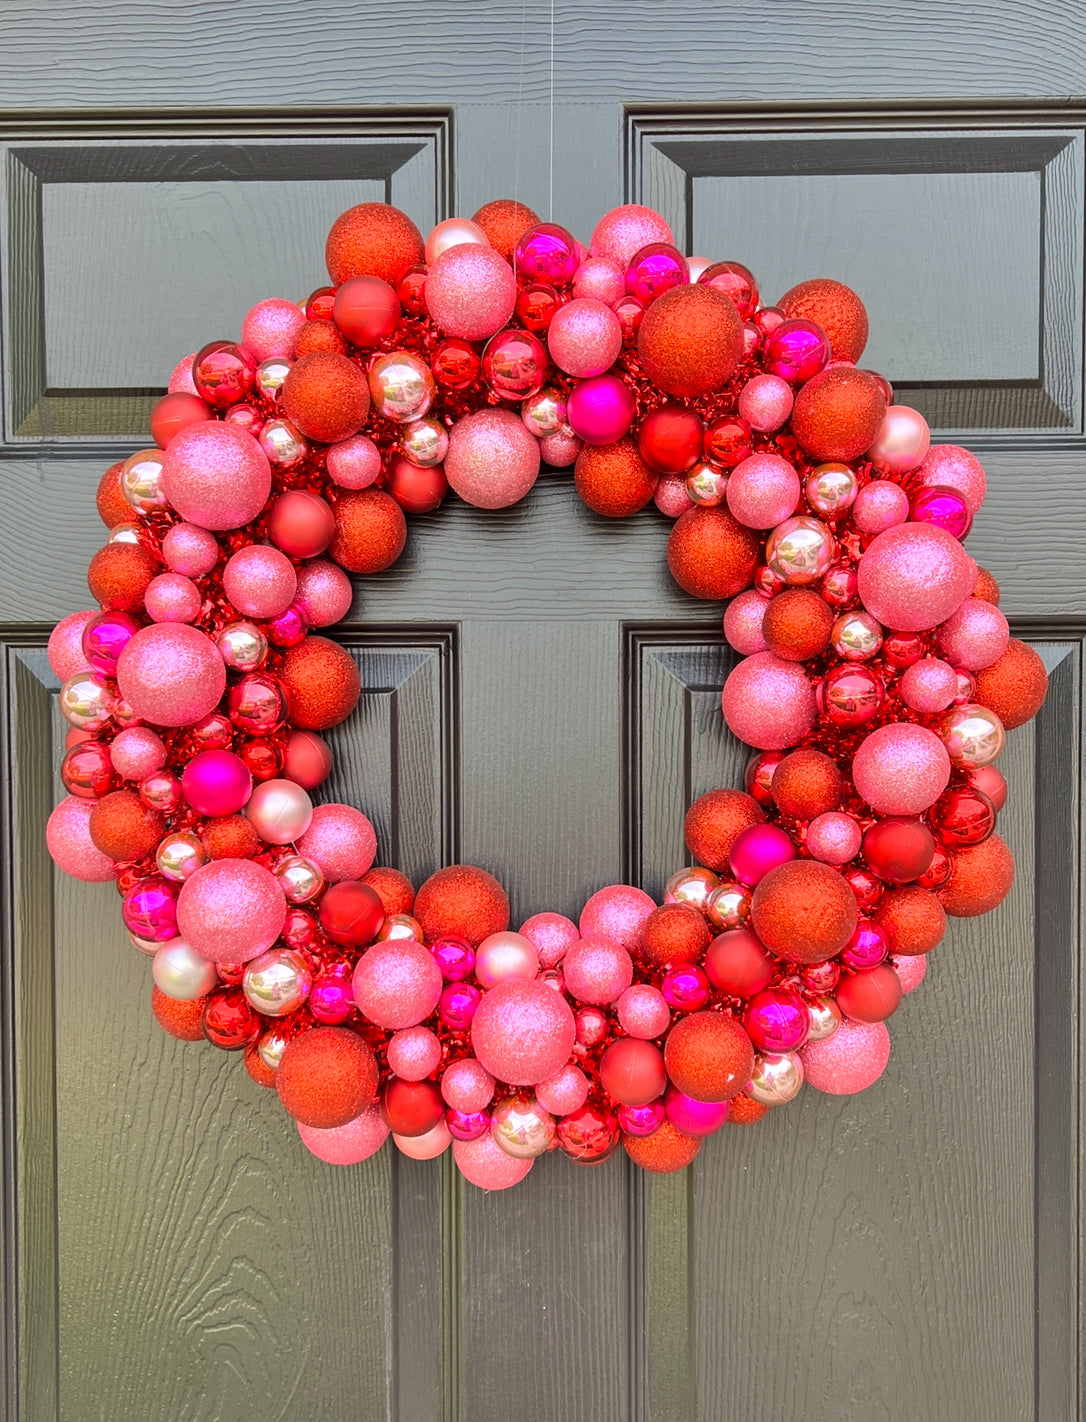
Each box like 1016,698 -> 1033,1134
1,5 -> 1084,1421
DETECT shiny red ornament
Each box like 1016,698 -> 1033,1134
192,341 -> 257,409
515,283 -> 563,334
556,1103 -> 621,1164
482,328 -> 548,400
229,671 -> 284,735
929,785 -> 996,847
382,1078 -> 444,1136
862,817 -> 936,884
306,286 -> 337,321
637,407 -> 705,474
201,987 -> 261,1050
703,415 -> 753,469
818,663 -> 884,727
62,740 -> 116,799
431,339 -> 481,390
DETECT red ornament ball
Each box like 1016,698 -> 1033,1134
640,903 -> 711,967
664,1010 -> 754,1102
295,318 -> 349,357
622,1118 -> 702,1173
150,391 -> 213,449
88,789 -> 164,863
936,833 -> 1015,917
727,1092 -> 770,1126
96,461 -> 129,527
414,864 -> 510,946
637,406 -> 705,474
637,284 -> 744,398
704,928 -> 776,997
268,490 -> 335,559
574,437 -> 657,517
972,639 -> 1048,730
382,1077 -> 444,1136
87,542 -> 159,612
329,488 -> 407,574
386,456 -> 448,514
151,984 -> 205,1041
361,866 -> 416,917
683,788 -> 766,872
873,885 -> 947,955
281,352 -> 370,444
974,566 -> 1000,605
325,202 -> 425,287
666,506 -> 760,600
777,278 -> 869,363
862,817 -> 935,884
762,589 -> 835,661
790,367 -> 886,462
599,1038 -> 667,1106
836,963 -> 902,1023
277,1026 -> 379,1129
471,198 -> 541,260
750,859 -> 858,964
280,636 -> 361,730
201,815 -> 261,860
771,749 -> 843,820
244,1046 -> 278,1089
332,275 -> 401,347
319,879 -> 385,947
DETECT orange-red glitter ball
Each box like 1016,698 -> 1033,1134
640,903 -> 711,968
771,749 -> 843,820
790,366 -> 886,463
762,588 -> 835,661
683,787 -> 766,872
936,833 -> 1015,917
471,198 -> 541,260
874,884 -> 947,955
361,866 -> 416,916
281,352 -> 370,444
329,488 -> 407,574
294,318 -> 348,357
622,1119 -> 702,1173
972,638 -> 1048,730
87,541 -> 159,612
276,1025 -> 379,1129
777,278 -> 869,363
727,1092 -> 769,1126
664,1010 -> 754,1102
637,284 -> 745,398
667,505 -> 760,601
750,859 -> 858,964
414,864 -> 510,946
280,636 -> 362,730
201,814 -> 261,861
973,566 -> 1000,605
151,985 -> 205,1041
96,460 -> 129,527
244,1045 -> 278,1088
88,789 -> 164,863
325,202 -> 425,287
574,436 -> 657,517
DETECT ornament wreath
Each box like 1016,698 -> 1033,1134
47,198 -> 1049,1190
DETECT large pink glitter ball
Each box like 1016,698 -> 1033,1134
856,523 -> 977,632
573,255 -> 625,305
182,749 -> 252,817
721,651 -> 817,750
805,812 -> 862,866
144,572 -> 202,624
579,884 -> 656,952
470,978 -> 576,1085
294,559 -> 353,627
727,452 -> 801,528
168,353 -> 198,396
295,803 -> 377,882
161,522 -> 220,577
566,374 -> 636,445
562,936 -> 634,1005
936,597 -> 1010,671
177,858 -> 286,964
386,1026 -> 442,1081
590,204 -> 674,268
737,373 -> 794,433
440,1057 -> 495,1112
445,408 -> 540,509
241,298 -> 307,361
547,298 -> 623,378
535,1064 -> 590,1116
116,623 -> 226,727
894,954 -> 928,994
48,610 -> 95,681
160,421 -> 272,531
326,434 -> 382,490
46,795 -> 115,881
729,823 -> 796,886
353,940 -> 443,1029
425,243 -> 517,340
916,443 -> 987,512
298,1104 -> 389,1166
723,589 -> 770,654
852,724 -> 951,816
110,726 -> 167,781
222,545 -> 297,620
852,480 -> 910,536
519,911 -> 580,968
453,1131 -> 534,1190
801,1018 -> 891,1093
617,983 -> 671,1039
900,657 -> 960,714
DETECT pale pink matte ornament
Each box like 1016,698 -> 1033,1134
470,978 -> 576,1085
453,1131 -> 534,1190
295,803 -> 377,881
425,243 -> 516,341
294,560 -> 353,627
737,373 -> 794,432
519,911 -> 580,968
936,597 -> 1010,671
654,473 -> 696,518
48,610 -> 95,680
590,204 -> 674,267
298,1104 -> 389,1165
916,444 -> 987,513
853,481 -> 910,535
282,730 -> 333,790
353,940 -> 443,1029
245,778 -> 314,844
116,623 -> 226,727
539,428 -> 582,468
851,723 -> 951,815
474,931 -> 540,987
562,936 -> 634,1005
425,217 -> 490,265
572,255 -> 625,305
440,1057 -> 495,1112
326,434 -> 382,490
110,726 -> 167,781
386,1026 -> 443,1081
866,405 -> 930,475
534,1064 -> 590,1116
177,858 -> 286,964
721,651 -> 817,750
46,795 -> 115,881
242,298 -> 307,361
393,1120 -> 452,1160
144,572 -> 202,624
900,657 -> 960,714
801,1018 -> 891,1094
856,522 -> 977,633
805,812 -> 862,866
727,452 -> 800,529
168,353 -> 198,396
161,522 -> 220,577
579,884 -> 655,952
723,589 -> 770,654
894,954 -> 928,994
222,544 -> 297,619
546,298 -> 623,378
160,421 -> 272,531
617,983 -> 671,1039
445,408 -> 540,509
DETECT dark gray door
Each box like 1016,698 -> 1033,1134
1,7 -> 1083,1421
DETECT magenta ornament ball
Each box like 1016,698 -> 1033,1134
122,875 -> 179,941
160,421 -> 272,531
590,204 -> 674,268
470,978 -> 576,1085
353,941 -> 443,1029
177,858 -> 287,964
910,485 -> 972,542
664,1087 -> 730,1137
805,812 -> 862,866
161,522 -> 220,577
182,749 -> 252,817
856,522 -> 977,633
917,443 -> 987,513
729,823 -> 797,886
46,795 -> 115,881
295,803 -> 377,882
936,597 -> 1010,671
222,544 -> 297,620
387,1026 -> 442,1082
737,373 -> 794,433
579,884 -> 656,953
453,1131 -> 534,1190
145,572 -> 202,624
547,298 -> 623,377
299,1104 -> 389,1166
801,1018 -> 891,1094
727,452 -> 801,529
900,657 -> 960,714
445,407 -> 540,509
294,559 -> 353,628
110,726 -> 167,781
566,375 -> 636,445
246,778 -> 314,844
440,1057 -> 495,1113
563,936 -> 634,1005
721,651 -> 817,750
241,298 -> 306,361
535,1064 -> 590,1116
723,589 -> 770,655
519,911 -> 580,968
852,723 -> 951,816
48,610 -> 95,680
425,243 -> 517,340
117,623 -> 226,727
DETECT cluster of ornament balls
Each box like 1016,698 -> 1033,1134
46,197 -> 1050,1190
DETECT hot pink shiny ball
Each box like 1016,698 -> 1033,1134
445,407 -> 540,509
453,1131 -> 534,1190
440,1057 -> 495,1112
246,778 -> 314,844
386,1026 -> 442,1082
916,443 -> 987,513
539,428 -> 582,468
177,858 -> 286,964
573,255 -> 625,305
425,217 -> 489,265
46,795 -> 116,881
900,657 -> 960,713
222,544 -> 297,620
723,589 -> 770,654
241,298 -> 307,361
282,730 -> 333,790
144,572 -> 202,624
566,374 -> 636,445
470,978 -> 576,1085
182,749 -> 252,817
326,434 -> 382,490
535,1064 -> 590,1116
737,373 -> 794,433
425,243 -> 516,340
547,298 -> 623,378
654,472 -> 696,518
161,522 -> 220,577
617,983 -> 671,1039
722,651 -> 817,750
801,1018 -> 891,1094
168,353 -> 198,396
805,812 -> 862,866
727,452 -> 801,529
866,405 -> 931,475
519,911 -> 580,968
579,883 -> 656,952
110,726 -> 167,781
936,597 -> 1010,671
295,803 -> 377,882
353,940 -> 442,1029
729,822 -> 797,886
894,954 -> 928,994
856,522 -> 977,632
117,623 -> 226,727
664,1088 -> 730,1137
562,936 -> 634,1005
852,723 -> 951,815
853,481 -> 910,535
294,559 -> 353,627
160,421 -> 272,531
298,1104 -> 389,1166
590,204 -> 674,268
48,610 -> 95,680
474,931 -> 540,987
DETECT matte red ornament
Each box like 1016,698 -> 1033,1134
750,859 -> 858,964
862,817 -> 936,885
836,963 -> 902,1023
381,1078 -> 444,1136
386,456 -> 448,514
319,880 -> 385,947
332,275 -> 402,347
703,929 -> 776,998
150,391 -> 213,449
599,1038 -> 667,1105
639,903 -> 711,968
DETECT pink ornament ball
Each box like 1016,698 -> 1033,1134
917,444 -> 987,513
590,204 -> 674,268
723,589 -> 770,654
566,375 -> 636,446
299,1104 -> 389,1166
722,651 -> 817,750
866,405 -> 930,475
805,812 -> 862,866
425,243 -> 516,341
474,931 -> 540,987
282,730 -> 333,790
46,795 -> 115,881
857,522 -> 977,633
539,428 -> 582,468
293,560 -> 353,627
727,453 -> 801,529
393,1119 -> 452,1160
48,610 -> 95,680
562,936 -> 634,1005
737,373 -> 794,432
535,1064 -> 590,1116
664,1088 -> 730,1137
161,522 -> 220,577
900,657 -> 960,714
852,723 -> 951,815
573,255 -> 625,305
246,778 -> 314,843
144,572 -> 202,624
579,883 -> 656,952
547,298 -> 623,378
241,298 -> 306,361
801,1018 -> 891,1094
177,858 -> 286,964
117,623 -> 226,727
894,954 -> 928,994
222,545 -> 297,620
168,353 -> 198,396
729,822 -> 796,886
519,911 -> 580,968
182,749 -> 252,817
160,422 -> 271,531
654,473 -> 696,518
853,481 -> 910,535
268,490 -> 335,560
425,216 -> 489,265
295,803 -> 377,882
110,726 -> 167,781
936,597 -> 1010,671
617,984 -> 671,1039
453,1131 -> 534,1190
470,978 -> 576,1085
326,434 -> 382,490
440,1057 -> 495,1112
445,408 -> 540,509
353,940 -> 442,1029
386,1026 -> 442,1081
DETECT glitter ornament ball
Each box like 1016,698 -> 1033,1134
851,724 -> 951,816
161,421 -> 271,531
117,623 -> 226,727
664,1011 -> 754,1102
857,522 -> 977,632
425,243 -> 517,340
353,940 -> 443,1029
637,283 -> 744,398
470,978 -> 576,1086
445,408 -> 540,509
